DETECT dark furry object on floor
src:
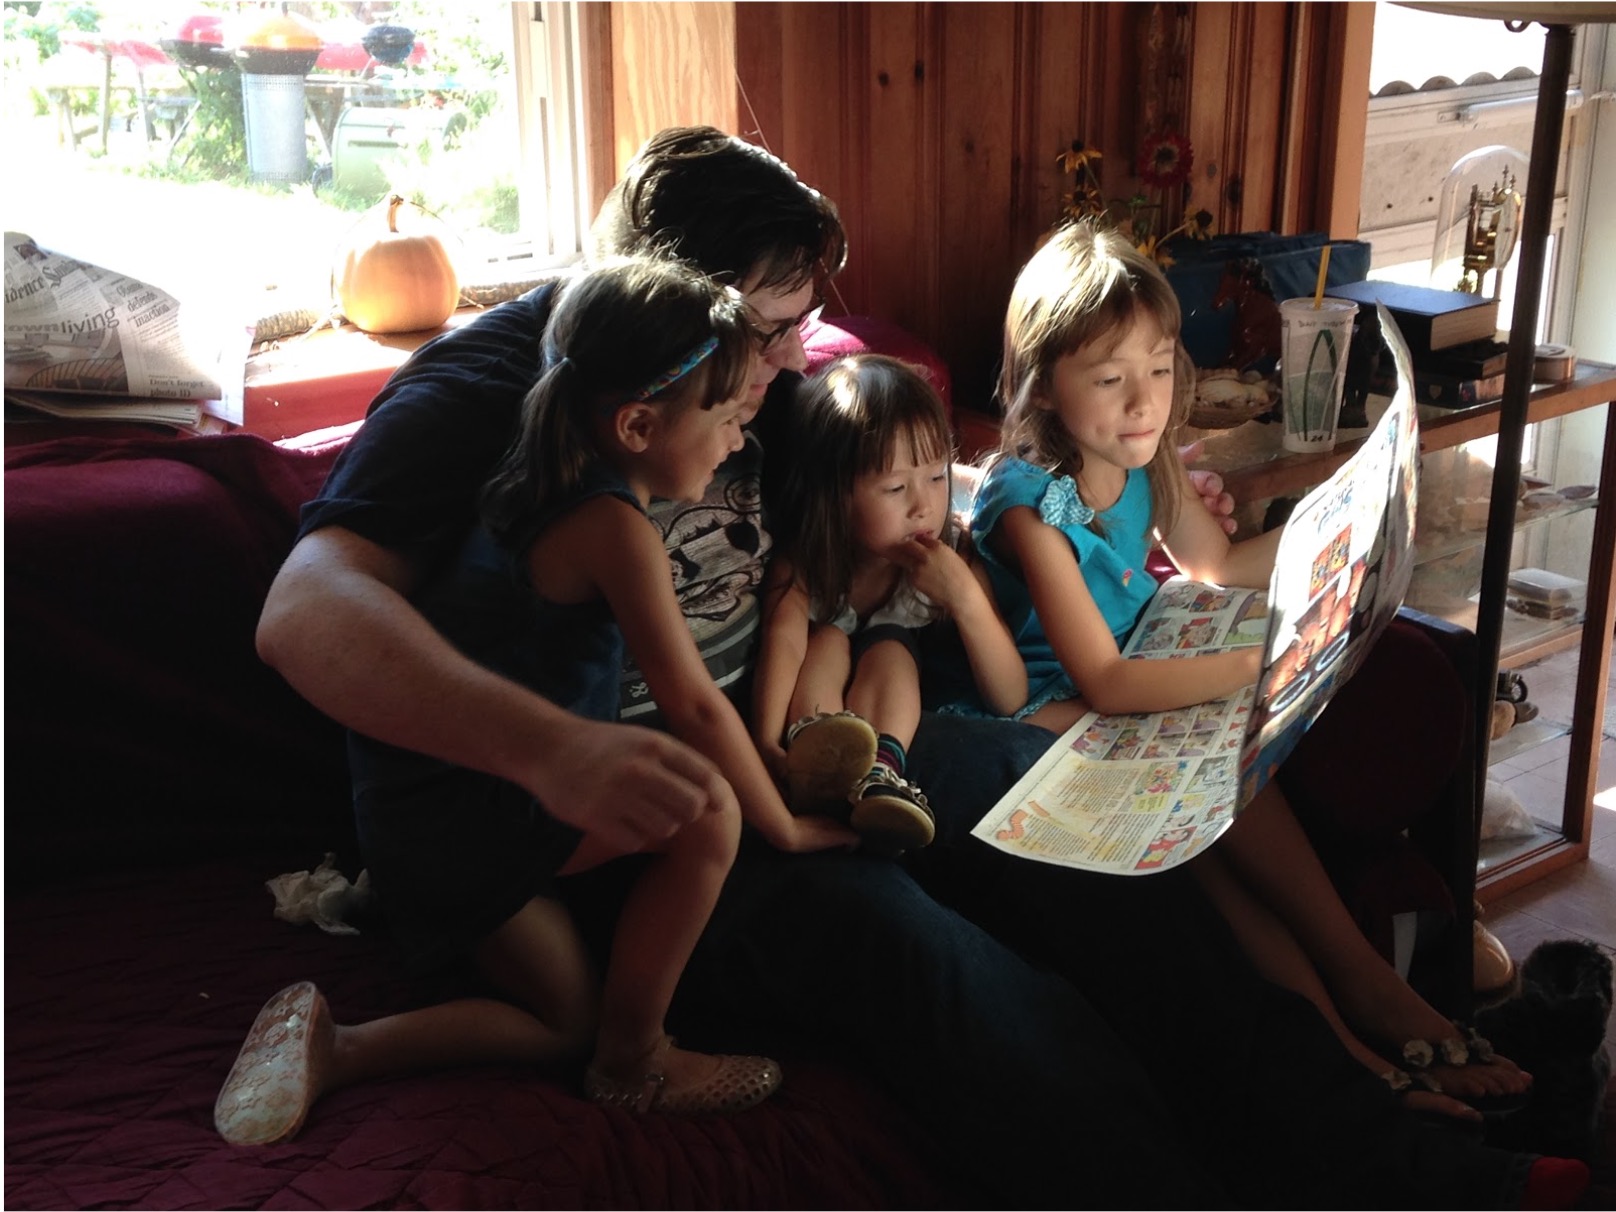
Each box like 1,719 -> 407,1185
1476,938 -> 1614,1160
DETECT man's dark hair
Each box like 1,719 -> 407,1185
590,126 -> 848,293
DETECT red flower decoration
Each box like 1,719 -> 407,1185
1137,129 -> 1194,191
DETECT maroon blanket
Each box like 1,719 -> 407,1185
6,434 -> 354,872
6,859 -> 948,1210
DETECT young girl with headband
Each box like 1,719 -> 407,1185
754,354 -> 1027,852
967,220 -> 1531,1119
215,258 -> 856,1144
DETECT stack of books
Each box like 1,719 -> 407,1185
1327,279 -> 1505,408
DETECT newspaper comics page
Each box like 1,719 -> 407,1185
973,315 -> 1418,876
973,682 -> 1255,873
971,580 -> 1265,875
1239,309 -> 1420,803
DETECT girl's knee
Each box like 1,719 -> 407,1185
806,623 -> 852,656
678,792 -> 742,862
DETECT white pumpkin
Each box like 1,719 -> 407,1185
334,195 -> 460,334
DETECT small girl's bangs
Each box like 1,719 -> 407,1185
896,416 -> 951,467
703,319 -> 755,405
825,358 -> 951,475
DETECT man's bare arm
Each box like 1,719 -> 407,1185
257,527 -> 727,849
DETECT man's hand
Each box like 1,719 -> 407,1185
1180,440 -> 1238,536
527,717 -> 735,852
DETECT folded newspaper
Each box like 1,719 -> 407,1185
4,231 -> 252,425
971,303 -> 1420,876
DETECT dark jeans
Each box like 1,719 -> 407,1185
906,711 -> 1531,1209
669,712 -> 1218,1207
571,710 -> 1528,1207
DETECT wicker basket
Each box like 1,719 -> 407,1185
1188,394 -> 1271,430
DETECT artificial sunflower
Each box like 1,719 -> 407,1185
1136,129 -> 1194,192
1055,135 -> 1213,267
1057,140 -> 1103,177
1056,141 -> 1107,224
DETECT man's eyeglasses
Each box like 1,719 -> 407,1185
747,293 -> 824,352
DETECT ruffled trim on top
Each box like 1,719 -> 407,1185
1039,475 -> 1095,528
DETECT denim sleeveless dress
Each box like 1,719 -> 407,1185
347,464 -> 643,969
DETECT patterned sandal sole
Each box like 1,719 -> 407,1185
786,717 -> 877,815
213,980 -> 325,1146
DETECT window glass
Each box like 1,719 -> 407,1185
1358,2 -> 1582,345
3,1 -> 554,331
1369,5 -> 1547,94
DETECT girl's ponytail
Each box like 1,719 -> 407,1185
483,351 -> 599,542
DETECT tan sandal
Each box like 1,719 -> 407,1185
584,1036 -> 782,1115
784,711 -> 877,817
849,765 -> 935,853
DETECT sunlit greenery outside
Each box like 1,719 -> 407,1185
4,1 -> 525,321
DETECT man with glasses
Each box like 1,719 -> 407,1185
255,127 -> 1546,1207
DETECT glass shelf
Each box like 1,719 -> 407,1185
1412,492 -> 1597,568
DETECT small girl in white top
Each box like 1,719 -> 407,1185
753,355 -> 1027,852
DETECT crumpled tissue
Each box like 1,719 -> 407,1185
266,852 -> 373,935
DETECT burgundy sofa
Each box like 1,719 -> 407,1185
3,316 -> 1551,1209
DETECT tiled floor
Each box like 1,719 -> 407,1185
1477,637 -> 1616,1043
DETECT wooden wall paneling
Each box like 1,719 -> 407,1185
1018,4 -> 1102,254
934,3 -> 1023,409
1185,2 -> 1288,236
576,1 -> 616,218
1321,2 -> 1375,240
778,6 -> 863,305
772,5 -> 852,208
1277,3 -> 1323,234
858,4 -> 939,339
736,3 -> 869,310
1242,5 -> 1289,233
609,2 -> 737,174
1274,2 -> 1371,237
734,4 -> 785,156
1195,2 -> 1241,235
1137,2 -> 1192,231
610,1 -> 1366,408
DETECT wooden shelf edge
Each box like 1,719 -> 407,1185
1216,361 -> 1616,504
1476,833 -> 1592,905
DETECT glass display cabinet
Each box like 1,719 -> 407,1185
1187,359 -> 1615,898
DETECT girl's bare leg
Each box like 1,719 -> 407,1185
788,625 -> 853,721
1022,696 -> 1089,734
575,800 -> 742,1089
784,626 -> 876,813
1216,783 -> 1529,1102
336,896 -> 599,1086
216,896 -> 600,1145
845,639 -> 921,749
1192,852 -> 1482,1123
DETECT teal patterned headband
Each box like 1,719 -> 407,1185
632,336 -> 720,402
